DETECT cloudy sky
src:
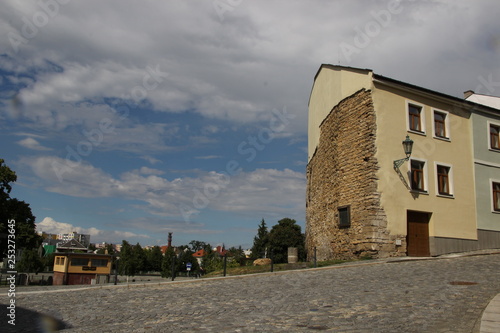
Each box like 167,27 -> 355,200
1,0 -> 499,248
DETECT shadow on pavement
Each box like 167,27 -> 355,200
0,304 -> 71,332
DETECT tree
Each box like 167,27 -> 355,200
0,159 -> 42,260
227,246 -> 246,266
118,240 -> 138,277
0,158 -> 17,194
201,247 -> 223,273
133,242 -> 147,273
189,240 -> 207,252
43,252 -> 56,271
105,243 -> 115,255
17,248 -> 44,274
268,218 -> 305,264
147,246 -> 163,272
251,219 -> 269,259
177,248 -> 200,274
161,246 -> 176,278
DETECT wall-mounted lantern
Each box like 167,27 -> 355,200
393,135 -> 414,169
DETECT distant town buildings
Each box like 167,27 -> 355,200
39,231 -> 91,249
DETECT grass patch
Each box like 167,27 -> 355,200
202,258 -> 362,278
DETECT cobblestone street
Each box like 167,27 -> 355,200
2,253 -> 500,332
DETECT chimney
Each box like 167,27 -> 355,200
464,90 -> 475,99
167,232 -> 172,248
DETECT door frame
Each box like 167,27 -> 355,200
406,210 -> 431,257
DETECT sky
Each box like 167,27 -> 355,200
0,0 -> 499,249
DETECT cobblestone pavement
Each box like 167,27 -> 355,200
2,253 -> 500,332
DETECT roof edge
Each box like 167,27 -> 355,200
313,64 -> 373,82
373,73 -> 500,115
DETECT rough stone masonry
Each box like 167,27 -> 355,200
306,89 -> 406,261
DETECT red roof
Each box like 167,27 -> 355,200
192,249 -> 206,257
215,245 -> 227,256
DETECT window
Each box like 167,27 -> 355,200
437,165 -> 451,195
493,182 -> 500,212
490,124 -> 500,150
411,160 -> 426,192
91,259 -> 108,267
434,111 -> 448,139
408,104 -> 423,132
338,206 -> 351,228
55,257 -> 65,265
71,258 -> 89,266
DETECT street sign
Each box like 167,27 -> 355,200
186,262 -> 192,271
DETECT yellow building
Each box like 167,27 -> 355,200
307,65 -> 496,260
53,253 -> 112,285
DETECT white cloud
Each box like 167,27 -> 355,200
2,0 -> 498,138
138,167 -> 164,176
195,155 -> 221,160
16,137 -> 52,151
25,156 -> 305,220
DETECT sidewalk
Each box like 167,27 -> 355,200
481,293 -> 500,333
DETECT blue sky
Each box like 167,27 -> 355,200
1,0 -> 499,248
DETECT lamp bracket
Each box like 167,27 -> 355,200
393,157 -> 409,169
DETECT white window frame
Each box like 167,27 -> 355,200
409,157 -> 428,193
434,162 -> 454,198
490,179 -> 500,214
487,120 -> 500,152
432,109 -> 450,141
406,101 -> 426,136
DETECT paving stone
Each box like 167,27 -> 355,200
1,254 -> 500,332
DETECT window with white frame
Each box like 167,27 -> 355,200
433,110 -> 449,139
493,181 -> 500,212
490,123 -> 500,151
408,103 -> 424,133
436,164 -> 453,196
410,159 -> 427,192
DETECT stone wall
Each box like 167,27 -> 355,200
306,89 -> 401,260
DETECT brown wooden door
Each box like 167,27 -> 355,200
407,211 -> 430,257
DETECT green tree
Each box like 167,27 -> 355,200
0,159 -> 42,260
133,242 -> 147,273
251,218 -> 269,259
105,243 -> 115,255
118,240 -> 138,277
161,246 -> 176,278
17,248 -> 44,274
43,252 -> 56,271
0,158 -> 17,194
189,240 -> 207,252
268,218 -> 305,264
201,247 -> 223,273
147,246 -> 163,272
227,246 -> 246,266
177,248 -> 200,275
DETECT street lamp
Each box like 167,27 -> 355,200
393,135 -> 414,169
